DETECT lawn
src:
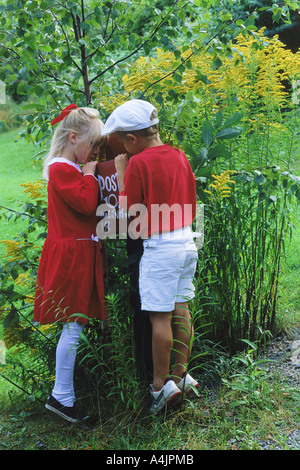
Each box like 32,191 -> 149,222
280,158 -> 300,327
0,129 -> 43,257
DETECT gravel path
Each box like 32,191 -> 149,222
259,327 -> 300,450
230,326 -> 300,450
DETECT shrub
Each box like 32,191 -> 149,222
194,167 -> 300,353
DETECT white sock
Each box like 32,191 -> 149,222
52,322 -> 85,407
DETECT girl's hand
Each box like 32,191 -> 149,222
114,153 -> 129,174
82,160 -> 97,175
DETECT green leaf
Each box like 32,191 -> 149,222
202,119 -> 213,147
196,73 -> 209,84
216,127 -> 243,140
161,35 -> 169,46
254,172 -> 265,185
208,143 -> 232,160
214,110 -> 223,128
240,339 -> 258,350
19,66 -> 27,77
17,82 -> 27,95
212,57 -> 222,70
183,143 -> 198,160
199,147 -> 208,166
3,307 -> 19,329
223,112 -> 243,127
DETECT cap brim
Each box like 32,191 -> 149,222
101,118 -> 159,136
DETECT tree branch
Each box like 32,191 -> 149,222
89,24 -> 166,85
89,0 -> 181,85
103,0 -> 113,39
71,3 -> 91,105
0,373 -> 44,404
0,205 -> 47,225
50,9 -> 83,74
1,45 -> 21,59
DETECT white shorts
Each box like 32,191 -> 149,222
139,226 -> 198,312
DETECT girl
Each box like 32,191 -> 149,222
33,104 -> 106,423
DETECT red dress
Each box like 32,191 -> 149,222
33,159 -> 106,325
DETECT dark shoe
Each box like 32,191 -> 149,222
45,395 -> 90,423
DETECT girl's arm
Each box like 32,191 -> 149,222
49,163 -> 99,215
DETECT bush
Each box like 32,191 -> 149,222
194,167 -> 300,353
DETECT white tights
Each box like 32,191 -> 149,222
52,322 -> 85,407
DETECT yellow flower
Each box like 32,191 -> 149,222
20,180 -> 47,201
205,170 -> 237,202
15,272 -> 31,287
99,28 -> 300,140
0,240 -> 40,263
0,240 -> 26,262
39,324 -> 59,336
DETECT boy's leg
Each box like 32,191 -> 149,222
172,302 -> 193,382
149,311 -> 173,390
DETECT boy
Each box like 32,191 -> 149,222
101,99 -> 199,414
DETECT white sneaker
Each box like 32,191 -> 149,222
150,379 -> 182,414
176,373 -> 199,396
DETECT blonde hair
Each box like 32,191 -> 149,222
43,107 -> 105,180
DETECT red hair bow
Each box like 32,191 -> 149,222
51,103 -> 78,126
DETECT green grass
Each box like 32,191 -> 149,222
0,129 -> 43,257
279,157 -> 300,329
281,209 -> 300,325
0,129 -> 41,204
0,129 -> 43,403
0,377 -> 299,450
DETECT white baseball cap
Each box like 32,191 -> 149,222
101,99 -> 159,135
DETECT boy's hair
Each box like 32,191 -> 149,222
43,107 -> 106,180
113,110 -> 159,140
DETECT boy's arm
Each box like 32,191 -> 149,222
115,154 -> 143,213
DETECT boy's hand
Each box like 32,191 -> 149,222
115,153 -> 129,174
115,154 -> 128,192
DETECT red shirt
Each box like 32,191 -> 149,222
119,144 -> 196,238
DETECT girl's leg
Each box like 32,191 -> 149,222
149,311 -> 173,391
52,322 -> 85,407
171,302 -> 193,382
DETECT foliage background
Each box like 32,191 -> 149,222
0,0 -> 299,418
